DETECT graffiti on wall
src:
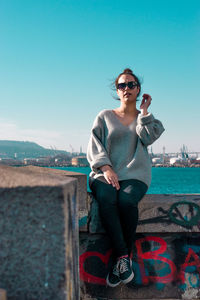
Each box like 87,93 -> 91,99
138,201 -> 200,229
79,200 -> 200,233
79,235 -> 200,291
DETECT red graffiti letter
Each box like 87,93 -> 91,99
136,236 -> 177,284
179,248 -> 200,283
79,249 -> 112,285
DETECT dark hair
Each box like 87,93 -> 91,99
112,68 -> 142,101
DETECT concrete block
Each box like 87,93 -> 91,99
81,192 -> 200,299
19,165 -> 88,211
0,165 -> 79,300
138,194 -> 200,232
81,299 -> 196,300
81,299 -> 191,300
79,209 -> 88,232
88,194 -> 200,233
88,193 -> 105,234
79,232 -> 200,299
79,193 -> 95,232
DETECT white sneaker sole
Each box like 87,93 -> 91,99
121,271 -> 134,284
106,274 -> 121,287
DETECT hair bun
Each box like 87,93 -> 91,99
123,68 -> 134,75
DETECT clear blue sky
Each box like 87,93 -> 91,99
0,0 -> 199,153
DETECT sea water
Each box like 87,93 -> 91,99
52,166 -> 200,194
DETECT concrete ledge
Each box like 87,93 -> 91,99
81,298 -> 193,300
88,194 -> 200,233
19,165 -> 88,210
80,193 -> 200,299
138,194 -> 200,232
0,165 -> 79,300
19,166 -> 89,232
81,299 -> 198,300
80,232 -> 200,299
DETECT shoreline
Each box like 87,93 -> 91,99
51,165 -> 200,169
0,162 -> 199,168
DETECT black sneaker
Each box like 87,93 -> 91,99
118,257 -> 134,284
106,261 -> 121,287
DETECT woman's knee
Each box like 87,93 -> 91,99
90,179 -> 117,205
118,197 -> 139,210
118,180 -> 147,208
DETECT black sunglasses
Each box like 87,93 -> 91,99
117,81 -> 138,90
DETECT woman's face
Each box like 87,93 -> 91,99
116,74 -> 140,103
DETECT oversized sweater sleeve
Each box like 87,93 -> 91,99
136,113 -> 165,146
87,114 -> 112,172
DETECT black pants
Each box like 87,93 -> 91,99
90,178 -> 148,258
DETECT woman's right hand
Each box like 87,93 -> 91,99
100,165 -> 120,190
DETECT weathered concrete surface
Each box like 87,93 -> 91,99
80,193 -> 200,299
19,165 -> 89,232
81,298 -> 197,300
88,194 -> 200,233
0,165 -> 79,300
137,194 -> 200,233
0,289 -> 6,300
80,233 -> 200,299
19,165 -> 88,210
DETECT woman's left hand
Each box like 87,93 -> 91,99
140,93 -> 152,115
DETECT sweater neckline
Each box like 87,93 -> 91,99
110,110 -> 138,127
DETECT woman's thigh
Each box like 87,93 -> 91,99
118,179 -> 148,207
90,178 -> 118,205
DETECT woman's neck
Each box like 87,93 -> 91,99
116,103 -> 138,116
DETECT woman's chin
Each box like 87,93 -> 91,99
122,97 -> 136,103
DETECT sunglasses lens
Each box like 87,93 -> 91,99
128,82 -> 137,89
128,82 -> 134,89
117,83 -> 126,90
118,82 -> 137,90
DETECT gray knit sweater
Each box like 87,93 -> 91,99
87,109 -> 165,187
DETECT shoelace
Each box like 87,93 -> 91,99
112,261 -> 120,276
118,258 -> 130,274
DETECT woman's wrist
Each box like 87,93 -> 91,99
140,108 -> 148,116
100,165 -> 112,172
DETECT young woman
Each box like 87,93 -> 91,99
87,68 -> 165,287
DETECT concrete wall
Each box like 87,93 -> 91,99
0,165 -> 79,300
1,164 -> 200,300
80,193 -> 200,300
21,166 -> 89,232
20,166 -> 88,211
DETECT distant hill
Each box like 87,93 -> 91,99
0,140 -> 70,159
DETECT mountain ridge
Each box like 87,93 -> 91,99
0,140 -> 70,159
